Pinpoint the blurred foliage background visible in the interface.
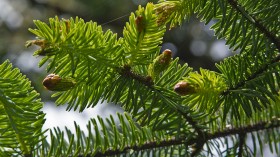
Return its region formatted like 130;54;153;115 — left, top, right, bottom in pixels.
0;0;232;129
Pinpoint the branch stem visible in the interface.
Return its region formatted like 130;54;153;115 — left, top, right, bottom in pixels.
93;119;280;156
238;133;245;157
118;65;206;154
222;53;280;95
227;0;280;52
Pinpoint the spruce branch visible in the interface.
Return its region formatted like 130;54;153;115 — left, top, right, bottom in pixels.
118;64;208;156
22;1;280;156
83;119;280;156
208;119;280;139
222;53;280;95
0;61;45;156
227;0;280;52
178;108;206;156
93;137;187;157
117;64;204;131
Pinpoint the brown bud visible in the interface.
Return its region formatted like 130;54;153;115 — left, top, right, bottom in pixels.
174;81;196;96
26;39;56;56
135;15;144;32
62;19;71;33
25;39;47;48
155;3;176;26
148;49;172;79
160;49;172;64
162;49;172;56
43;74;76;91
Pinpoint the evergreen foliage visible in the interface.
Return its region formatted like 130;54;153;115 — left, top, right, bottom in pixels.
0;0;279;156
0;61;45;157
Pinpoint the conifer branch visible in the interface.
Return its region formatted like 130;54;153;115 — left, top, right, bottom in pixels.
93;137;187;156
85;119;280;156
227;0;280;52
20;1;280;156
118;64;205;134
178;110;206;157
118;64;207;151
208;119;280;139
222;53;280;95
180;111;204;137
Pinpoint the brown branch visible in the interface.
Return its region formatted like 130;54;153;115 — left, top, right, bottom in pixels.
118;64;207;154
117;65;154;87
177;110;205;136
178;110;206;157
221;0;280;95
208;120;280;139
118;65;205;132
116;65;280;156
91;119;280;156
238;133;245;157
222;53;280;95
227;0;280;52
93;137;188;157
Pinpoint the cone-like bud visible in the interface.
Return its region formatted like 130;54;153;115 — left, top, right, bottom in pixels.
155;3;176;26
25;39;47;48
26;39;55;56
62;18;71;33
174;81;196;96
135;15;144;32
148;49;172;79
43;74;76;91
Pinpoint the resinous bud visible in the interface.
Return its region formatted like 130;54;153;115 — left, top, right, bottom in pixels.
174;81;196;96
148;49;172;79
43;74;76;91
25;39;47;48
135;15;144;32
26;39;55;56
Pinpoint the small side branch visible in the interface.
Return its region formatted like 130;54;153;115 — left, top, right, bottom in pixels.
178;110;206;156
118;65;205;133
227;0;280;52
222;53;280;95
118;65;154;87
208;119;280;140
117;65;280;156
182;112;204;137
118;65;206;155
238;133;245;157
94;137;188;157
